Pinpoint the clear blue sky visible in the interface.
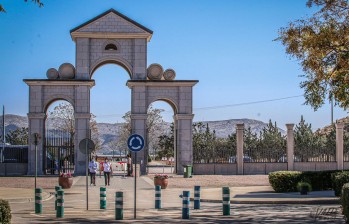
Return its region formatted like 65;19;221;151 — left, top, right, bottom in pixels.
0;0;347;130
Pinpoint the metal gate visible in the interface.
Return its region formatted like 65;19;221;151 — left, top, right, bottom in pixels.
44;129;74;175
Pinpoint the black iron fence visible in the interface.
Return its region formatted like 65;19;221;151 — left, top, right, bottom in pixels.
44;129;74;175
1;145;28;163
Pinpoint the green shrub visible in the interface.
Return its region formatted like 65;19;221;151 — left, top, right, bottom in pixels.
300;170;342;191
0;199;11;224
269;171;302;192
341;183;349;222
333;171;349;196
297;181;312;193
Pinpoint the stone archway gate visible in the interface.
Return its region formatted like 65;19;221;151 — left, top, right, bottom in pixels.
24;9;198;175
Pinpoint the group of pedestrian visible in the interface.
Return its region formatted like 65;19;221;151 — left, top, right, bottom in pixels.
88;154;133;187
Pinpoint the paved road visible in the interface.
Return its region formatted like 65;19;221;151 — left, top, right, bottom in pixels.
8;175;345;223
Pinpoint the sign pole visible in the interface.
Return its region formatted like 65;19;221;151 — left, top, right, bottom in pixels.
134;152;137;219
35;134;37;190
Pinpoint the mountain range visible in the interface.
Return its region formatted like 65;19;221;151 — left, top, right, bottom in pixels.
0;114;287;153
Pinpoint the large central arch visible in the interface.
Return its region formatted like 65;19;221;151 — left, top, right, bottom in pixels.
24;9;198;175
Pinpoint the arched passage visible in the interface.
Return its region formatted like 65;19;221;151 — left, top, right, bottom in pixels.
44;100;75;175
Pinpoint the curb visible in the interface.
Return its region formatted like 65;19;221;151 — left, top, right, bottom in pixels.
7;191;54;203
190;198;340;205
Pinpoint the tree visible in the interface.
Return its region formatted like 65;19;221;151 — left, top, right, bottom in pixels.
1;0;43;13
276;0;349;110
294;116;315;161
5;127;28;145
158;123;174;159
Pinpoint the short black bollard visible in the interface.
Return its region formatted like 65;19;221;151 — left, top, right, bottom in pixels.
115;192;123;220
56;189;64;218
35;188;42;214
155;185;161;209
100;187;107;209
222;187;230;216
55;186;62;210
182;191;190;219
194;186;201;209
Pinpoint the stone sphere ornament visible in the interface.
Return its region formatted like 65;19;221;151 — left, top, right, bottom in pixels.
46;68;59;79
147;63;163;80
163;69;176;80
58;63;75;79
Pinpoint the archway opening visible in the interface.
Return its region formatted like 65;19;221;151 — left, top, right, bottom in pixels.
45;100;75;175
90;63;131;171
146;100;176;174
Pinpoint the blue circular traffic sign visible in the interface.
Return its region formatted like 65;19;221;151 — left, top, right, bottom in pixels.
127;134;145;152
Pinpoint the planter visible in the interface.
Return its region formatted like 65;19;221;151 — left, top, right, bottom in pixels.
300;186;308;195
58;177;73;189
154;177;169;189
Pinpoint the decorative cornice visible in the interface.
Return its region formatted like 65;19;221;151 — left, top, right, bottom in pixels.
127;80;199;88
131;114;147;120
23;79;95;87
27;113;46;119
174;114;194;120
336;122;345;129
74;113;91;119
71;32;152;42
236;123;244;130
286;123;295;130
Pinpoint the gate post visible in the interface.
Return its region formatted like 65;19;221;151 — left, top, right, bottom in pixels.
336;122;344;170
236;124;244;175
286;124;294;171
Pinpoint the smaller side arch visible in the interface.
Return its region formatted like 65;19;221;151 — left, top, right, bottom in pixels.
90;56;133;78
44;95;75;113
147;97;179;114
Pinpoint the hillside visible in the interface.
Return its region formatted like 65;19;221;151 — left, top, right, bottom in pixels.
0;114;286;152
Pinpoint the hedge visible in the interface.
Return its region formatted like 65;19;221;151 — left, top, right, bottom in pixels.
333;171;349;196
0;199;11;224
269;170;345;193
341;183;349;223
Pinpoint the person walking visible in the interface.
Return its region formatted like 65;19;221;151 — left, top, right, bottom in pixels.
88;157;98;186
127;154;132;176
103;158;112;186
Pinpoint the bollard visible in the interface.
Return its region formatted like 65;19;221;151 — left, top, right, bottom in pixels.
115;192;123;220
182;191;190;219
194;186;201;209
56;189;64;218
155;185;161;209
35;188;42;214
222;187;230;216
100;187;107;209
55;186;62;210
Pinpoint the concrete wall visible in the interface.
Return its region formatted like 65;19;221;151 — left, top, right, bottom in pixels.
294;162;337;171
0;163;28;176
243;163;288;175
193;163;237;175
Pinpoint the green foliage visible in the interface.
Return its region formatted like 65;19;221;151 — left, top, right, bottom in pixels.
294;116;315;161
269;170;342;193
5;127;28;145
244;120;286;162
341;183;349;223
277;0;349;110
333;171;349;196
269;171;302;192
297;181;312;192
158;123;174;158
0;199;11;224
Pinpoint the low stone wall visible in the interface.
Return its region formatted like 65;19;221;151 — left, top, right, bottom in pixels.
0;163;28;176
243;163;288;175
294;162;337;171
193;163;237;175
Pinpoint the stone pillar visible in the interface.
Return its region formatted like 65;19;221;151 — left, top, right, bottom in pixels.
131;113;147;175
286;124;294;171
74;113;90;175
336;122;344;170
236;124;244;175
175;114;194;175
75;38;90;80
27;113;46;175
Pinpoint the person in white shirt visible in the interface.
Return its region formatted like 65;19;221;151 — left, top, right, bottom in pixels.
88;157;98;186
103;158;112;186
